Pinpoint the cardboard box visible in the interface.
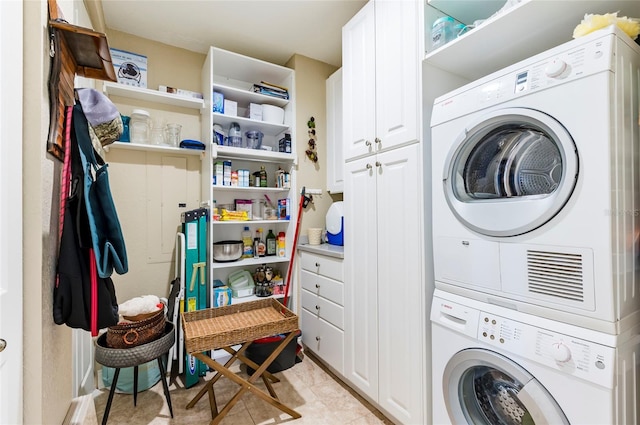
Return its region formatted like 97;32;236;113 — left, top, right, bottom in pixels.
110;48;147;88
246;103;263;121
224;99;237;116
278;198;290;220
213;91;224;113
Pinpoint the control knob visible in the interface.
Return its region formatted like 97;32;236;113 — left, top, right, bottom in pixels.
551;341;572;363
545;58;569;79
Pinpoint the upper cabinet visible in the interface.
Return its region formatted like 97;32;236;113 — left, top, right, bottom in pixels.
424;0;640;82
342;0;421;162
326;68;344;194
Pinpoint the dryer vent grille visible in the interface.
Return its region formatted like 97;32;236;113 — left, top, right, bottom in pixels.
526;250;584;302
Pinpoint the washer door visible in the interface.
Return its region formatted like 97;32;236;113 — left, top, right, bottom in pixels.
444;349;570;425
444;108;578;237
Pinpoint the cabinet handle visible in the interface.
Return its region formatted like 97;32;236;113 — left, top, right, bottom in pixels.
375;137;381;144
315;305;320;310
315;262;320;267
366;163;372;169
315;336;321;341
315;284;320;289
375;161;381;167
365;140;371;147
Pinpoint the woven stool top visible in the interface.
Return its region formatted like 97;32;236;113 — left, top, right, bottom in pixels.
182;298;298;354
95;322;175;368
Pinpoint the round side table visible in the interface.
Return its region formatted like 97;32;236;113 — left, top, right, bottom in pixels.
95;322;175;425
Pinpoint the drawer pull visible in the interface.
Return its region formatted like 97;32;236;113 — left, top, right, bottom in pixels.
315;305;320;310
315;336;321;341
315;284;320;289
315;262;320;267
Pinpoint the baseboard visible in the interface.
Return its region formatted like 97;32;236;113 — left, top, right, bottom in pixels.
62;394;98;425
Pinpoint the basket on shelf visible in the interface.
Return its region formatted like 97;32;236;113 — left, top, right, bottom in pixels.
106;307;165;349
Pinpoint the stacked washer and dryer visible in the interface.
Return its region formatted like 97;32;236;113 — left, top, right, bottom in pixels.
429;25;640;424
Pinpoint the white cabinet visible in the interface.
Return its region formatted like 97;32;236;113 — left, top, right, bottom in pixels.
299;251;344;374
344;143;425;424
200;47;297;307
342;0;421;162
342;1;425;423
326;68;343;194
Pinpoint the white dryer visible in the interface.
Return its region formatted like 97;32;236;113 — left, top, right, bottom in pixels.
431;289;640;425
430;25;640;334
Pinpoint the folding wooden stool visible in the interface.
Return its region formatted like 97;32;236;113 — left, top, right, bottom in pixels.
182;298;301;425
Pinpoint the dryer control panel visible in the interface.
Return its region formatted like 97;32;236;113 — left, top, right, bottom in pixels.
432;27;621;126
477;311;616;388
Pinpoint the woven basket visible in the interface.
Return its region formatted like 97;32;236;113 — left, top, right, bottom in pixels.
182;298;298;354
107;308;165;349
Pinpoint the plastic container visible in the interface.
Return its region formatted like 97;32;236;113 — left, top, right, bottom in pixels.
431;16;456;50
130;109;151;144
261;104;284;124
245;130;263;149
227;122;242;147
242;226;253;258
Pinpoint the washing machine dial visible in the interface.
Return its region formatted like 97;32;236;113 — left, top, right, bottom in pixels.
545;58;569;78
551;341;572;362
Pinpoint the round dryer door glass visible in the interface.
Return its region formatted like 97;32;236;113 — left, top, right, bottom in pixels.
444;108;578;237
444;349;570;425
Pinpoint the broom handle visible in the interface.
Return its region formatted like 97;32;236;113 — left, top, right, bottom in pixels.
282;187;306;308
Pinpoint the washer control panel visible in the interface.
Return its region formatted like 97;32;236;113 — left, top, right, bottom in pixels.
477;311;616;388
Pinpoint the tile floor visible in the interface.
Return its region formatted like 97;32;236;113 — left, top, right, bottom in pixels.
92;351;394;424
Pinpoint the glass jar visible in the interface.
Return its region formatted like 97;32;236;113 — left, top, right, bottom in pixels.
129;109;151;144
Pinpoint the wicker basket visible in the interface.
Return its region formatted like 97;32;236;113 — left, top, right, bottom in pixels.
182;298;298;354
107;308;165;349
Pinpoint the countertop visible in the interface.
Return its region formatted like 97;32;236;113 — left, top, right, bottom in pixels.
297;243;344;259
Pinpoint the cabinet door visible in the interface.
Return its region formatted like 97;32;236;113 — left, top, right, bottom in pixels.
376;144;424;424
342;0;376;161
326;68;344;193
375;0;420;151
343;155;379;400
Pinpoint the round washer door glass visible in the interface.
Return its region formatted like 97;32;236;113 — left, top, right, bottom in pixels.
444;349;569;425
444;108;578;237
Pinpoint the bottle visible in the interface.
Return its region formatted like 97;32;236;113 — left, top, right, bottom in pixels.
242;226;253;258
253;237;260;259
277;231;286;257
266;229;276;256
431;16;455;50
259;166;267;187
256;228;266;257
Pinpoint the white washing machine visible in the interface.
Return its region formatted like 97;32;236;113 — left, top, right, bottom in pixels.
431;289;640;425
430;25;640;334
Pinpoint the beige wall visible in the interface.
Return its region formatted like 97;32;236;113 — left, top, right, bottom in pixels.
100;31;206;302
23;1;73;423
285;54;339;239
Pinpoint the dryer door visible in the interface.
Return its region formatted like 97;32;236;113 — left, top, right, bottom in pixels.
443;348;569;424
443;108;578;237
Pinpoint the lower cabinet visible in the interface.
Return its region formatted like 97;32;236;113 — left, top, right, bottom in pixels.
299;250;344;375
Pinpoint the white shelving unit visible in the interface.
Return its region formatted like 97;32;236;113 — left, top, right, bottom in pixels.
201;46;297;309
102;81;206;156
103;81;204;109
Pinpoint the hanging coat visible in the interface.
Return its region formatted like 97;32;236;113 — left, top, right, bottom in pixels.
53;106;119;331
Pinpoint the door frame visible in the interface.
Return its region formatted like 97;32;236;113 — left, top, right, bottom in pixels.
0;0;24;423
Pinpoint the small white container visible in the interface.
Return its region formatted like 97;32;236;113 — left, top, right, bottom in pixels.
261;104;284;124
129;109;151;144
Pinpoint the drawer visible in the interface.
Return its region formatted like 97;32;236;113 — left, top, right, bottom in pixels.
301;288;344;329
301;309;344;375
300;251;343;281
300;270;344;305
